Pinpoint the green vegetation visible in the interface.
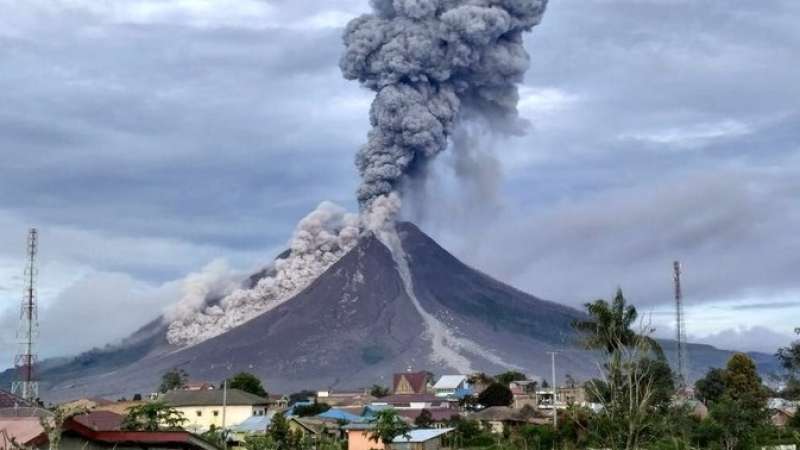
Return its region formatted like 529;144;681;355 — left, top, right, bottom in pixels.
223;371;268;397
478;382;514;407
121;401;187;431
370;384;390;398
158;368;189;393
293;400;331;417
369;409;411;445
496;371;528;386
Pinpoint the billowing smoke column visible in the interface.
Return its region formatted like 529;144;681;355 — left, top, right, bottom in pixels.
340;0;548;210
166;202;360;346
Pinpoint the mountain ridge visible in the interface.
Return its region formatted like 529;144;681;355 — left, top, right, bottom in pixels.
0;222;783;401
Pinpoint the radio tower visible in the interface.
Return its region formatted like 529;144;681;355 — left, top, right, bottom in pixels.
12;228;39;402
673;261;689;389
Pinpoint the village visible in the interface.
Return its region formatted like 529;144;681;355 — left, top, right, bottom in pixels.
1;365;798;450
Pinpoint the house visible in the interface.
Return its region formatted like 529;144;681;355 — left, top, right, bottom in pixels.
395;409;459;428
376;394;446;409
432;376;471;399
288;417;339;440
317;390;375;407
557;385;587;406
393;372;432;395
1;411;221;450
0;417;48;449
268;394;290;409
509;381;539;410
469;406;546;434
344;423;379;450
771;408;797;428
160;388;270;432
0;390;33;409
184;382;216;392
390;428;454;450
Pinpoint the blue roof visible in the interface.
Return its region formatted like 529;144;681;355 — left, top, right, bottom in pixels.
392;428;454;443
316;409;364;422
230;415;272;433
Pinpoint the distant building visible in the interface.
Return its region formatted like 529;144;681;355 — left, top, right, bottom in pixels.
393;372;432;395
160;388;270;432
557;385;587;406
470;406;547;434
184;382;216;392
432;376;471;399
390;428;454;450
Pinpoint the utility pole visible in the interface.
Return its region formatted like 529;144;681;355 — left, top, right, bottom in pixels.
12;229;39;402
222;379;228;450
548;351;557;428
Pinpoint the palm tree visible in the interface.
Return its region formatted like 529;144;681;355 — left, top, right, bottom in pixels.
573;288;664;359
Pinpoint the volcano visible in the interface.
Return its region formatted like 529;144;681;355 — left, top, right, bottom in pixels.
8;223;779;401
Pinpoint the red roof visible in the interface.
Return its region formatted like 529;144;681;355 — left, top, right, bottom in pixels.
0;391;32;409
393;372;429;394
72;411;124;431
64;415;218;450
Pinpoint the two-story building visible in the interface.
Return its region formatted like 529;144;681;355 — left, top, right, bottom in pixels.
160;388;270;432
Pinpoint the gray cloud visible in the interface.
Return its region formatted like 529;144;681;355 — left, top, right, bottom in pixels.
0;0;798;362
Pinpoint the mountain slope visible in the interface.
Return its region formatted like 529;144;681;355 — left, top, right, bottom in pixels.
9;222;782;401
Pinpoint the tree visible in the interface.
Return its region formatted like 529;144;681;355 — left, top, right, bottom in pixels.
574;290;671;450
293;400;331;417
777;328;800;374
705;354;768;450
225;372;268;397
201;425;229;448
477;382;513;407
132;393;143;401
268;412;291;446
495;371;527;386
370;384;390;398
369;409;410;445
288;390;316;405
573;288;664;359
415;409;433;428
159;368;188;393
122;401;187;431
695;368;727;405
40;406;89;450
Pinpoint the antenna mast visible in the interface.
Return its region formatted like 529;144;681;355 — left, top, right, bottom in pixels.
674;260;688;388
12;228;39;402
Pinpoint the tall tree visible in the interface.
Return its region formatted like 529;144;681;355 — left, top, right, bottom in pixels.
573;288;664;358
224;372;268;397
695;367;727;405
414;409;433;428
477;382;513;407
159;368;189;393
369;409;410;446
496;371;527;386
370;384;390;398
268;412;291;447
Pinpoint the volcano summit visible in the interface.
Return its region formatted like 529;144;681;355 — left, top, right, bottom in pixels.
16;222;777;402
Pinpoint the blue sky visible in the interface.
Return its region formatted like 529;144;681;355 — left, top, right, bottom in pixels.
0;0;798;365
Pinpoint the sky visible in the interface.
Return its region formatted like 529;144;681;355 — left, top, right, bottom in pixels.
0;0;798;366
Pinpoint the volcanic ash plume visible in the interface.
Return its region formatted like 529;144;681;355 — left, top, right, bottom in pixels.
340;0;548;210
166;202;360;346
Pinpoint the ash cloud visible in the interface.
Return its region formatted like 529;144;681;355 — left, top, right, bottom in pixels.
340;0;548;210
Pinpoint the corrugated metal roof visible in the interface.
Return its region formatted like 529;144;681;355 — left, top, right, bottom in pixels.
161;389;269;407
392;428;453;443
316;409;364;422
433;376;466;390
230;415;271;433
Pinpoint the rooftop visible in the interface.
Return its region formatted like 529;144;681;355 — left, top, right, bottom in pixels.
161;389;269;407
433;376;467;390
392;428;454;443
